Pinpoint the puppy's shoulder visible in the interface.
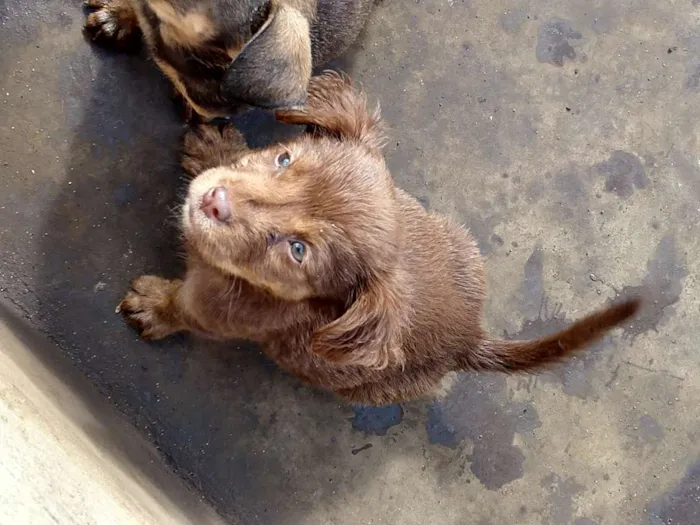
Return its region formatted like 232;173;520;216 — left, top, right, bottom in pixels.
396;189;476;246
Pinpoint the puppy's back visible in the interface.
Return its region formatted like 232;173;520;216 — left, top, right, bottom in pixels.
393;190;488;358
396;189;638;376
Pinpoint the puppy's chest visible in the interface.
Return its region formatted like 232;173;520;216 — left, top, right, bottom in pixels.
185;275;323;340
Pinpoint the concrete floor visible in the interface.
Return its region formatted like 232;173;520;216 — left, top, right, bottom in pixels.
1;0;699;524
0;300;225;525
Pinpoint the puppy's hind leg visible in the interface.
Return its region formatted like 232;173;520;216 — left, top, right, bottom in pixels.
84;0;142;53
182;124;250;177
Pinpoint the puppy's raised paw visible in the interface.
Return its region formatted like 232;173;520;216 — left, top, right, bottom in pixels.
182;124;249;177
84;0;142;53
118;276;181;340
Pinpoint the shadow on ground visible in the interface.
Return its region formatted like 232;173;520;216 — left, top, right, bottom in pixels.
30;27;396;525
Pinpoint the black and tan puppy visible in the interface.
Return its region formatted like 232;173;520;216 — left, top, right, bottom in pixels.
84;0;376;119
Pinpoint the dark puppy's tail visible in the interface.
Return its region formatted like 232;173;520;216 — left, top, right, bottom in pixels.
467;299;640;373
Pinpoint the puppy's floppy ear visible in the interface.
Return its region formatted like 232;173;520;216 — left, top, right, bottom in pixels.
276;71;386;150
311;278;406;369
221;4;312;109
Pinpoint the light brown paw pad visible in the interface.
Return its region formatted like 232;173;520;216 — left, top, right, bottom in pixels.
84;0;141;52
118;276;178;340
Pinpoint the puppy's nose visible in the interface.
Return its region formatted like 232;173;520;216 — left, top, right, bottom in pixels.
201;187;231;222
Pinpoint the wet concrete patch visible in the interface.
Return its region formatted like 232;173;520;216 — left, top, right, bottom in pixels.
351;404;404;436
536;19;583;67
553;168;589;205
508;246;608;399
462;208;504;254
649;460;700;525
613;234;687;339
525;164;604;253
632;415;664;445
500;8;530;34
426;375;539;490
640;414;664;440
454;188;508;254
685;60;700;90
541;473;586;525
595;151;649;199
519;246;546;313
621;411;666;453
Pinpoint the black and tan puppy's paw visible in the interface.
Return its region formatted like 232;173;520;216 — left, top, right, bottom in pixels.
84;0;142;53
118;276;182;340
171;87;200;125
182;124;250;177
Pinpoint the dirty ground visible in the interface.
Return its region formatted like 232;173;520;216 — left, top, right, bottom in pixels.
1;0;699;524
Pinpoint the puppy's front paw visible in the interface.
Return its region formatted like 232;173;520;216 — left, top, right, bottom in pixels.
84;0;141;52
182;124;249;177
118;276;182;340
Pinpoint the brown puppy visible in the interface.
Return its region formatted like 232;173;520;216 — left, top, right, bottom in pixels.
84;0;376;118
118;73;640;406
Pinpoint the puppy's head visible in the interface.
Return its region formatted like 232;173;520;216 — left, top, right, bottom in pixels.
182;73;406;368
145;0;313;118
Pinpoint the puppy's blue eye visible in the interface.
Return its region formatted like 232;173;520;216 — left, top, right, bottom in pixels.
289;241;305;262
276;151;291;168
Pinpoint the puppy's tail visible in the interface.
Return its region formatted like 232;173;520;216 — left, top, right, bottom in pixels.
464;299;640;373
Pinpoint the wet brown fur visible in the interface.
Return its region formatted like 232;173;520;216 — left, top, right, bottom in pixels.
119;73;641;406
84;0;376;117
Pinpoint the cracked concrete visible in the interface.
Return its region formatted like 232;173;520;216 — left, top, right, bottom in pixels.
1;0;699;524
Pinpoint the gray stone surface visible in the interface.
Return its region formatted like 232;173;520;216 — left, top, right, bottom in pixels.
1;0;699;524
0;300;225;525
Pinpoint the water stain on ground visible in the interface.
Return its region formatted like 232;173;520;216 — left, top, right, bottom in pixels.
613;234;687;339
426;374;540;490
465;209;505;254
541;473;586;525
635;415;665;444
553;168;589;205
595;151;649;199
649;460;700;525
525;165;603;251
500;8;529;34
526;178;546;202
685;61;700;90
536;19;583;67
351;404;404;436
507;246;608;399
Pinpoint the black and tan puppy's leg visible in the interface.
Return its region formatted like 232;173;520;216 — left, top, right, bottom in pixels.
84;0;142;52
173;88;197;124
182;124;250;177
